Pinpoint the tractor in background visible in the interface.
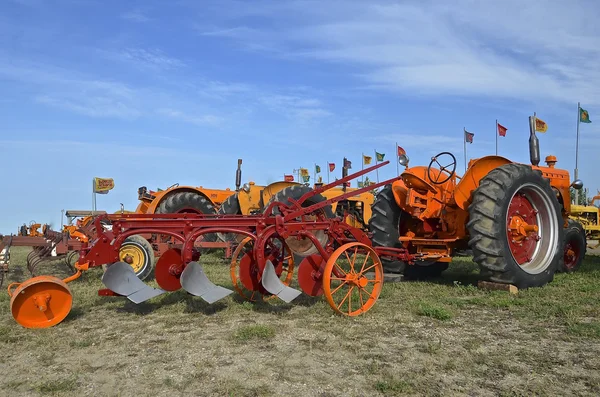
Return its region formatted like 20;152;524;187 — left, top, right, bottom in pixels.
368;117;586;288
569;191;600;254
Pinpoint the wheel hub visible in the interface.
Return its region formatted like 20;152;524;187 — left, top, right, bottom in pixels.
506;193;540;265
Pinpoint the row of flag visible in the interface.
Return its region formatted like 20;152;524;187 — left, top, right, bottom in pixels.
285;146;407;185
463;106;592;144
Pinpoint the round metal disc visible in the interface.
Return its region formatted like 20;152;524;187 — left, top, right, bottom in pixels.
10;276;73;329
297;255;325;296
154;248;183;291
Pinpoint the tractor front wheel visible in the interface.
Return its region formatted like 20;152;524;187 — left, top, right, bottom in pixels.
102;235;155;281
467;163;563;289
560;219;586;273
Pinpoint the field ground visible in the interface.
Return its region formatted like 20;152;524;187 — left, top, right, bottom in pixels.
2;247;600;396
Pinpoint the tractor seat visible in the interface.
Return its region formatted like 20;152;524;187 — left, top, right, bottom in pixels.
401;171;437;194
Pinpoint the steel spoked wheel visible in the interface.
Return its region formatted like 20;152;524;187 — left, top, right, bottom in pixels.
323;242;383;316
230;237;295;302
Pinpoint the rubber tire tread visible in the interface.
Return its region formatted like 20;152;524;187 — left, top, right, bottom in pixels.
265;185;334;258
156;191;217;242
559;219;586;273
466;163;563;289
216;193;242;243
367;184;407;274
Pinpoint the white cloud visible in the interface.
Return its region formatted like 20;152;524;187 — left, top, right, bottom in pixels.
197;0;600;106
117;48;185;70
157;108;223;126
120;10;151;23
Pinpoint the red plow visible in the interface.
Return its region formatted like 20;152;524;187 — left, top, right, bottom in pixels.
8;161;414;328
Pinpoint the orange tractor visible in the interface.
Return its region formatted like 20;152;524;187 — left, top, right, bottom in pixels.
369;118;585;288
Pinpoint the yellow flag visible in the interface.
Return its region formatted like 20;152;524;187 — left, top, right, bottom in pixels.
363;155;372;165
535;117;548;133
94;177;114;194
299;168;309;177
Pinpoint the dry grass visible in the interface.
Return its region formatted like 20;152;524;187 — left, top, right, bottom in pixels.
2;247;600;396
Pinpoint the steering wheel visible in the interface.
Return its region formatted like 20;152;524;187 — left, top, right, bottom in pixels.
427;152;457;185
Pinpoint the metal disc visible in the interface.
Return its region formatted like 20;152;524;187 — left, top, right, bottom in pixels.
297;255;325;297
154;248;183;291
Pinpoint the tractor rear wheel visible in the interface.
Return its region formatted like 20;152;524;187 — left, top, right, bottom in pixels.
156;191;217;242
368;184;410;274
216;193;244;243
264;185;334;257
560;219;586;273
467;163;563;289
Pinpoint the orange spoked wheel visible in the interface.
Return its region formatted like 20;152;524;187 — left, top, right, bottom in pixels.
323;242;383;316
9;276;73;329
230;236;295;302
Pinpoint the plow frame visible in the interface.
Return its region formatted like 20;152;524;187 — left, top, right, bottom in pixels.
7;161;418;328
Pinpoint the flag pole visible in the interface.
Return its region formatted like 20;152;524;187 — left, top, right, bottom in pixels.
313;163;316;186
374;149;380;183
463;127;467;174
495;119;498;156
361;152;364;185
92;178;96;215
327;162;330;183
575;102;581;204
396;142;399;176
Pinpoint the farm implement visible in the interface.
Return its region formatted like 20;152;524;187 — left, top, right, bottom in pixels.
7;161;402;328
5;122;588;329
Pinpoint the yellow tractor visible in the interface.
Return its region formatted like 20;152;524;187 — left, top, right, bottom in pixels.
568;191;600;259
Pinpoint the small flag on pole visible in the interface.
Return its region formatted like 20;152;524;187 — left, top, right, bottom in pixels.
497;123;507;137
315;164;321;173
580;107;592;123
397;146;406;156
375;151;385;161
300;168;309;176
93;177;115;194
465;130;474;143
328;163;335;172
284;174;294;182
302;174;310;183
535;117;548;133
363;155;372;165
344;159;352;169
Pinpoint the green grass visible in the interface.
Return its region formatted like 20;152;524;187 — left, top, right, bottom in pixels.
2;248;600;396
233;324;276;342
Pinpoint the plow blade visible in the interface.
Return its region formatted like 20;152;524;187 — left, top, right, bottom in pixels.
261;260;302;303
180;261;233;304
102;262;165;304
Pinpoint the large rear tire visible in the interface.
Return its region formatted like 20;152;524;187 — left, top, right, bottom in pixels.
560;219;586;273
156;191;217;242
264;185;334;257
368;185;408;274
467;163;563;289
216;193;244;243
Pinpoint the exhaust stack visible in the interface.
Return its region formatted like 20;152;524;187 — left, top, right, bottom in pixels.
528;116;540;166
235;159;242;191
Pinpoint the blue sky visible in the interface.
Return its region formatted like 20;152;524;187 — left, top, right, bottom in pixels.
1;0;599;233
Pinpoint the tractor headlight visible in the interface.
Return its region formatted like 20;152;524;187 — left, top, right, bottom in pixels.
571;179;584;190
242;183;251;192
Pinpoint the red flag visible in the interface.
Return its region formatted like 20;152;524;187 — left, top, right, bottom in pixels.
284;174;294;182
397;146;406;156
497;123;507;137
328;163;335;172
465;131;474;144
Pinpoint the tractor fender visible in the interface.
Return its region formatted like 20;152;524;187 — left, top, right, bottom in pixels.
145;186;220;214
259;181;301;210
454;156;513;211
